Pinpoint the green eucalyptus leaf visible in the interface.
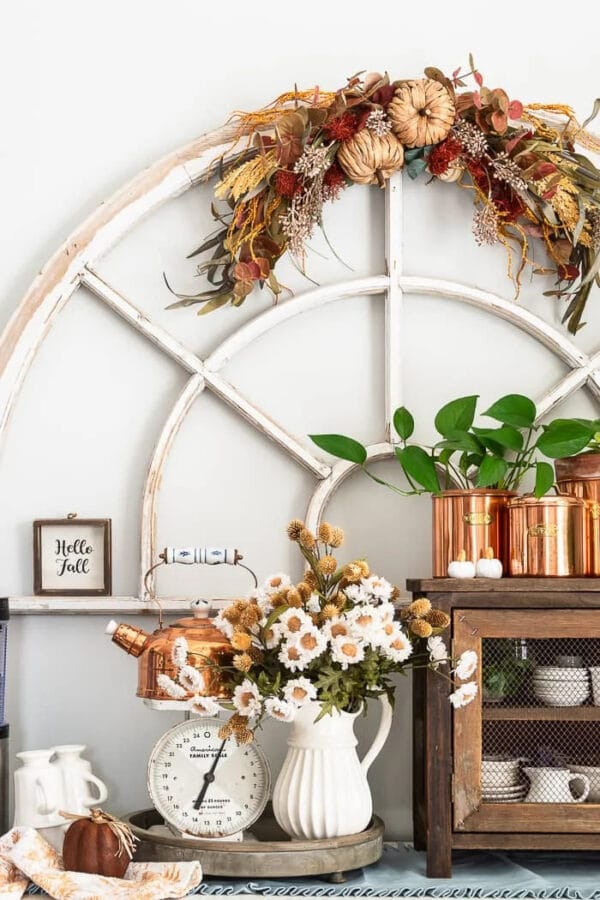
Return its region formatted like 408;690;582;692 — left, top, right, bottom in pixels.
406;158;427;180
534;461;555;498
395;445;440;494
309;434;367;465
476;455;509;488
536;420;594;458
472;426;524;451
483;394;536;428
434;396;478;437
393;407;415;441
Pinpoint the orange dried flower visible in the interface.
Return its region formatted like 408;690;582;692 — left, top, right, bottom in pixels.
318;555;337;576
409;597;432;618
299;528;316;550
287;519;305;541
317;522;333;543
410;619;433;638
425;609;451;629
231;632;253;651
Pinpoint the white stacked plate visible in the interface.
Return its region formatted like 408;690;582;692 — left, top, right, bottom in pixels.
533;666;589;707
482;783;527;803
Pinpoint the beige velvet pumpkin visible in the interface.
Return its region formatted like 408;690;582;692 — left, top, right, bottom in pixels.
337;131;404;187
389;78;456;148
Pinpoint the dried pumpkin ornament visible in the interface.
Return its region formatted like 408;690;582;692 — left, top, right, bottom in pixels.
337;130;404;187
388;78;456;148
60;808;138;878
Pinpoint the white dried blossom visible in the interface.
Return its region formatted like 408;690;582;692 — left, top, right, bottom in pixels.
490;152;527;193
293;144;330;179
171;636;188;668
453;119;488;159
178;665;205;693
156;673;187;700
365;108;393;137
449;681;478;708
188;695;221;717
472;203;500;246
265;697;297;723
454;649;478;681
427;635;448;670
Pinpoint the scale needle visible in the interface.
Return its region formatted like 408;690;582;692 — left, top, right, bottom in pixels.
193;739;227;810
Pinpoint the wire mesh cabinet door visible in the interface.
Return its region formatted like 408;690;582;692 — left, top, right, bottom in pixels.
453;608;600;834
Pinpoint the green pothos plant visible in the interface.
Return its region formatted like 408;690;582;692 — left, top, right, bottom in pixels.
311;393;600;498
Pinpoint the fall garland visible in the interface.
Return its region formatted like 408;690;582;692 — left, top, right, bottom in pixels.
169;60;600;334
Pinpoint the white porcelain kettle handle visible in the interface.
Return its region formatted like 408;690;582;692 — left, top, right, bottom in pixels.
360;694;393;775
82;772;108;807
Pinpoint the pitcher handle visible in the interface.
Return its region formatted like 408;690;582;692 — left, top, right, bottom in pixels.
82;772;108;807
570;774;590;803
360;695;393;775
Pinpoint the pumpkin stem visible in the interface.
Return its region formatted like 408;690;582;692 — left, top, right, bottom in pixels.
375;169;386;189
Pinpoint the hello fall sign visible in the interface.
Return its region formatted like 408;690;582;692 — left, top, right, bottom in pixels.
34;517;112;596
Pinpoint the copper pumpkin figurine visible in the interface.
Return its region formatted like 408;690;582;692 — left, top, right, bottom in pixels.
62;809;136;877
107;601;233;703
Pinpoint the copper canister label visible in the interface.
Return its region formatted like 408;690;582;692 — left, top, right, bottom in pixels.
463;512;493;525
528;524;559;537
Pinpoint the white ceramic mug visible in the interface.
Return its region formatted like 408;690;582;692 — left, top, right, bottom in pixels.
524;766;590;804
51;744;108;814
570;765;600;802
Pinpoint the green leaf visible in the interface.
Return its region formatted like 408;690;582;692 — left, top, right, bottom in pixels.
309;434;367;465
393;407;414;441
436;431;484;454
406;158;427;180
472;426;524;451
536;420;594;458
476;455;509;487
534;461;555;498
483;394;536;428
395;446;440;493
434;396;478;437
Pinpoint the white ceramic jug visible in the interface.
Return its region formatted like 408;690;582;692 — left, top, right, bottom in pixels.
524;766;590;803
13;749;65;828
272;696;393;839
52;744;108;814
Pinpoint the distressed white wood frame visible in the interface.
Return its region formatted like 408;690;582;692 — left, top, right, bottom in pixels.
2;129;599;615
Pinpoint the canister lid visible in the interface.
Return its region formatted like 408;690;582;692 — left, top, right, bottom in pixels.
0;598;7;621
508;494;586;507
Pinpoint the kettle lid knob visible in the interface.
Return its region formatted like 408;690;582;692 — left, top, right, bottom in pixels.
191;599;211;618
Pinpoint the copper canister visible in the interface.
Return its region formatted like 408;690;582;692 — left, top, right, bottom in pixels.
556;453;600;576
432;489;515;577
508;494;588;576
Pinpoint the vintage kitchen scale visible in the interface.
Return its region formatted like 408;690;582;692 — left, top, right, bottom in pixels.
108;547;383;881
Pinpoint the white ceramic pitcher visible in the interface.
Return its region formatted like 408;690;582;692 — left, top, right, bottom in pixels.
272;696;393;839
52;744;108;814
524;766;590;803
13;749;65;828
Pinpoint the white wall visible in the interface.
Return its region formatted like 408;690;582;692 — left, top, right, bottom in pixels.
1;0;599;839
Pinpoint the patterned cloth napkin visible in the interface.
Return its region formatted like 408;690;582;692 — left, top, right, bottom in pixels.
0;827;202;899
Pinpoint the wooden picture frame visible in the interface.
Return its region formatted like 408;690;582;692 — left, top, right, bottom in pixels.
33;517;112;596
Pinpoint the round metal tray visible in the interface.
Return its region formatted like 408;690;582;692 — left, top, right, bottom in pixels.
124;805;384;880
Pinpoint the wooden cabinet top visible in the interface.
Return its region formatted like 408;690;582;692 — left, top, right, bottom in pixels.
407;577;600;593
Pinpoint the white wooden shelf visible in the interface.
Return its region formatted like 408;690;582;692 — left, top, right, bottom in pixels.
7;596;227;616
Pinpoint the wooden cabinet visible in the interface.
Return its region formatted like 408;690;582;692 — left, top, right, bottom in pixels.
408;578;600;878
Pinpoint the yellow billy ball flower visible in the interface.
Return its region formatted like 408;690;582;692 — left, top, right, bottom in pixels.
329;527;345;548
425;609;451;629
287;519;305;541
409;597;432;618
231;632;253;651
343;563;363;583
298;528;316;550
218;721;234;740
317;522;333;543
286;588;303;608
296;581;312;600
321;603;339;619
410;619;433;639
233;652;253;672
318;555;337;576
303;570;318;589
356;559;370;578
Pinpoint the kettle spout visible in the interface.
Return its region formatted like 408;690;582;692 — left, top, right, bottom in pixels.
105;620;149;658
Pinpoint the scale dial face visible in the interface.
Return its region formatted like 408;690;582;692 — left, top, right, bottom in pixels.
147;718;271;838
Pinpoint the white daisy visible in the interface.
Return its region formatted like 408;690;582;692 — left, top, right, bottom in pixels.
377;601;396;624
188;695;221;717
295;625;327;661
214;611;234;640
323;615;353;645
306;593;322;614
178;665;205;693
330;634;366;670
427;635;448;670
171;636;188;668
347;605;380;642
157;673;187;700
279;607;312;638
381;624;413;663
283;677;317;706
362;575;393;603
278;639;311;672
454;650;478;681
344;583;368;604
262;621;283;650
232;680;263;716
265;697;297;723
262;573;292;595
449;681;478;708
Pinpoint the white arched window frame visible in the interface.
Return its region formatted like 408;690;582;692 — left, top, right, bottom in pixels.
3;126;599;614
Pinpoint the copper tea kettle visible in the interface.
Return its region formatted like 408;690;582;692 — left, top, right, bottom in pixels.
106;547;257;709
